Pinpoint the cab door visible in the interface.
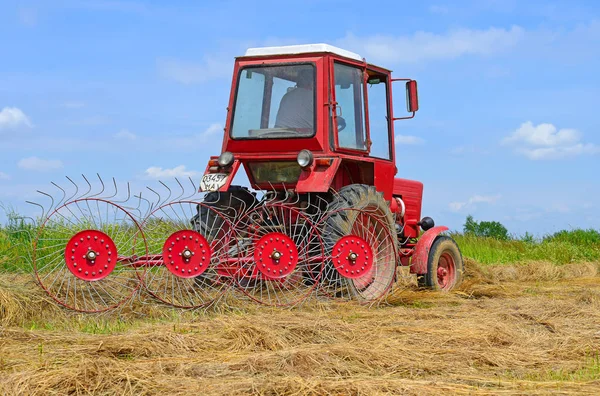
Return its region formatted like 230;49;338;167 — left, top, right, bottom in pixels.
330;61;369;154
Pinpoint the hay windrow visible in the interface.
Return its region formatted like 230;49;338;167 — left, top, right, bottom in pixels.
1;260;599;395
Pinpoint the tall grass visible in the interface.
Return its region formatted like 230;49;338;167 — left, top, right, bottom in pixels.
453;229;600;265
1;206;600;270
0;207;36;272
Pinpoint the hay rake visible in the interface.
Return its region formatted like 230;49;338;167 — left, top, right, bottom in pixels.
22;44;466;313
26;175;405;312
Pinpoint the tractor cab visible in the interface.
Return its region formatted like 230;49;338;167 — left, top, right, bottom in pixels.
201;44;419;198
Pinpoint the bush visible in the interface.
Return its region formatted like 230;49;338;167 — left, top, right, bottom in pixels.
463;215;509;241
543;229;600;246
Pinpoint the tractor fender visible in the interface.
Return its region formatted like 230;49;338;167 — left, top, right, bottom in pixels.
410;226;449;274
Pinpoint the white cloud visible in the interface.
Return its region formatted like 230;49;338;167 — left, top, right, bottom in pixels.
144;165;199;179
0;172;10;180
166;123;223;149
0;107;33;130
18;157;63;171
395;134;424;145
157;57;232;84
339;25;524;64
114;129;137;140
203;123;222;136
503;121;599;160
449;194;501;212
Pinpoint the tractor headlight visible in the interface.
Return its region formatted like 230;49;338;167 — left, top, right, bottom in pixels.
297;149;313;168
218;151;235;167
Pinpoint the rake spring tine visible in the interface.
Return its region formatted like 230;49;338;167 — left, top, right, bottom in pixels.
146;186;162;211
79;174;92;199
89;173;105;198
50;181;67;208
158;180;172;205
65;176;79;203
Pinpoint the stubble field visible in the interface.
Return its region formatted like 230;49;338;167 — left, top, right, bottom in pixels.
1;258;599;395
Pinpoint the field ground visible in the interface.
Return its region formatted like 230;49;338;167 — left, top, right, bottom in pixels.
1;259;599;395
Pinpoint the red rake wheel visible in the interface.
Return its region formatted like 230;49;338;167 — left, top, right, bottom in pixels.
33;198;145;313
331;235;373;279
64;230;117;281
254;232;298;279
162;230;211;278
232;204;324;307
320;208;397;303
141;201;234;309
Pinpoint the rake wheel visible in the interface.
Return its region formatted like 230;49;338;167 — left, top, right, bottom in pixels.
232;203;324;307
142;201;233;308
33;198;145;313
320;185;398;302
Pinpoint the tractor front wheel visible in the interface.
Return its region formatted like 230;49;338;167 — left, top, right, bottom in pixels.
417;236;463;291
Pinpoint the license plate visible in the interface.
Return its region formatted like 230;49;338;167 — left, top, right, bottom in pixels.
200;173;229;192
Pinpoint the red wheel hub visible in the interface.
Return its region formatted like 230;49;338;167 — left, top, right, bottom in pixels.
437;252;456;289
254;232;298;279
64;230;117;281
163;230;211;278
332;236;373;279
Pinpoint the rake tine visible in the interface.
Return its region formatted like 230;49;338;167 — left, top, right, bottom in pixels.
65;176;79;203
25;201;46;222
50;181;67;208
36;190;55;216
172;178;186;202
187;177;198;197
134;191;153;220
105;177;119;200
78;174;93;200
112;181;131;204
88;174;105;198
159;180;173;205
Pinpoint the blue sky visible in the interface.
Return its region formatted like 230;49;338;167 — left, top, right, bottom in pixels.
0;0;599;235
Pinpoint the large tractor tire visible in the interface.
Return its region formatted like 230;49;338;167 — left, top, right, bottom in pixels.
322;184;398;302
191;186;257;239
417;236;464;291
191;186;258;287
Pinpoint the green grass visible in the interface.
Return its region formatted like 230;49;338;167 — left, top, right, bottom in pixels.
2;206;600;271
452;230;600;265
524;353;600;382
452;230;600;264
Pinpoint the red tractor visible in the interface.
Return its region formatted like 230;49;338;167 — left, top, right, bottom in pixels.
30;44;463;312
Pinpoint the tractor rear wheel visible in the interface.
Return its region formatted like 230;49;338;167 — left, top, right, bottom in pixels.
191;186;257;287
191;186;257;239
417;236;463;291
322;184;398;302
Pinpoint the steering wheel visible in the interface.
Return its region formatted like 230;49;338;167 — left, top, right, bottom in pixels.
337;116;347;132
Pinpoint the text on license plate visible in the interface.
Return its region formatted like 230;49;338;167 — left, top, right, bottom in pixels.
200;173;228;192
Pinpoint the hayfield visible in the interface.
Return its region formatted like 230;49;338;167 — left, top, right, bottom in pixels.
1;221;600;395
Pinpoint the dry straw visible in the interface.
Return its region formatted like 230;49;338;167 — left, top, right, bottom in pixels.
1;261;599;395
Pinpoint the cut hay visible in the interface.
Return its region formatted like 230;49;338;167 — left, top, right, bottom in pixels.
1;260;599;395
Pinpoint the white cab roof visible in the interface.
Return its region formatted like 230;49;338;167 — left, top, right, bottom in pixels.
244;43;363;62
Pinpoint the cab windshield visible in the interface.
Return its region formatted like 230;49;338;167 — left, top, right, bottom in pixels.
230;64;316;139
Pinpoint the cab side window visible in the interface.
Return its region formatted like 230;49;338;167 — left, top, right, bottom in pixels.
367;77;392;160
334;63;366;151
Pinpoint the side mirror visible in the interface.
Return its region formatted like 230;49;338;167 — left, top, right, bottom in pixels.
406;80;419;112
391;77;419;121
